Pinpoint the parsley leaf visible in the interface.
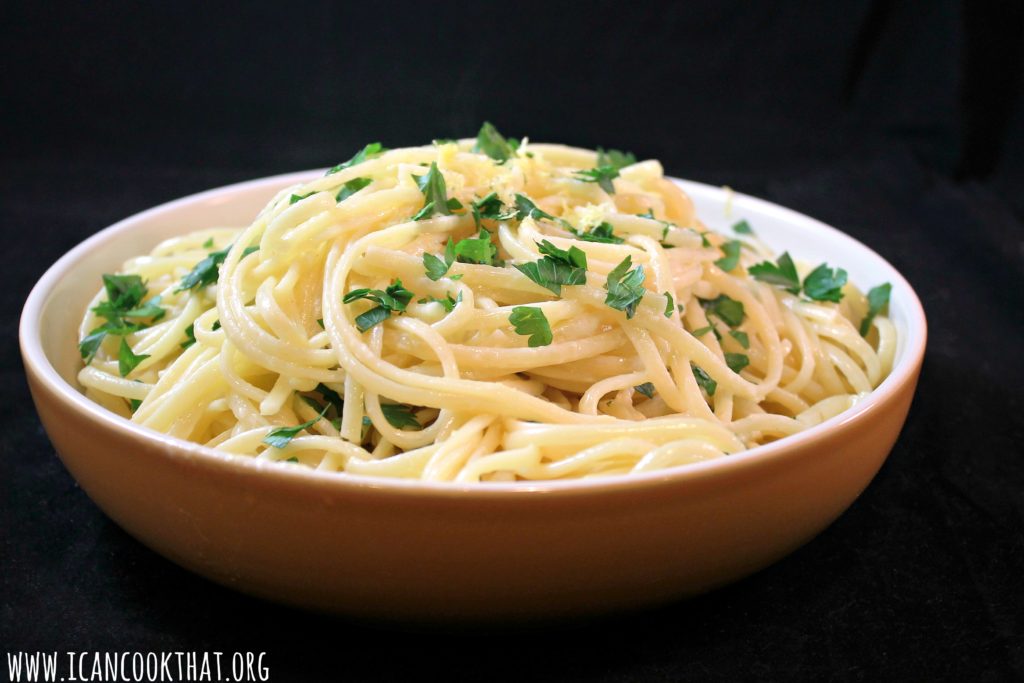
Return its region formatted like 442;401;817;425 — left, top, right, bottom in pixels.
314;383;345;414
343;279;415;332
473;122;520;162
509;306;553;347
691;364;717;397
289;191;316;204
129;398;142;413
513;193;559;223
732;219;754;235
94;274;147;316
412;162;463;220
725;353;750;373
381;403;422;430
664;292;675;317
180;323;196;349
453;229;498;265
700;294;745;327
326;142;386;175
803;263;848;302
263;404;329;449
118;338;150;377
749;252;801;293
714;240;742;272
176;244;231;292
422;239;458;280
336;177;372;202
692;325;714;338
604;256;646;318
418;291;462;313
729;330;750;349
634;382;656;398
470;192;517;228
202;237;214;248
570;221;624;244
859;283;892;336
573;165;620;194
596;147;637;170
513;240;588;296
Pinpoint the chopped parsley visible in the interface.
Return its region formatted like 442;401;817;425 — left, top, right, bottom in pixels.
692;325;714;338
714;240;742;272
176;245;230;292
117;338;149;377
509;306;553;347
79;274;164;364
418;291;462;313
749;252;801;293
573;165;619;194
263;404;329;449
732;219;754;235
473;122;520;162
664;292;675;317
470;192;517;228
570;221;624;244
412;162;463;220
202;237;214;249
180;323;196;349
634;382;656;399
513;193;559;223
725;353;750;374
381;403;422;430
700;294;745;327
604;256;646;318
803;263;848;302
691;364;717;397
423;240;456;281
453;229;499;266
289;191;316;204
859;283;892;336
128;398;142;413
729;330;750;349
514;240;588;295
596;147;637;170
326;142;386;175
750;252;847;302
342;279;415;332
336;177;372;202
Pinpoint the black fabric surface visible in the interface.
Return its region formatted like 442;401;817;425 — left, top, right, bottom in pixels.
3;2;1023;681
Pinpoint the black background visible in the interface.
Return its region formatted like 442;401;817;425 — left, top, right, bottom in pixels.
3;2;1023;681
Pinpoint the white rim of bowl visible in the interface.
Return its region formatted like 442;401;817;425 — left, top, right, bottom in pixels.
19;170;928;497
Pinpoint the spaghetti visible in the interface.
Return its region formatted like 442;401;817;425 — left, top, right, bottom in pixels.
77;128;896;482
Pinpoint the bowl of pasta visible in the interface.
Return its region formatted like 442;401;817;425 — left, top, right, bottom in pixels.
20;126;926;620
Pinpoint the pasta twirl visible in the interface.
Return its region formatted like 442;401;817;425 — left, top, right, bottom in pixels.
77;128;896;482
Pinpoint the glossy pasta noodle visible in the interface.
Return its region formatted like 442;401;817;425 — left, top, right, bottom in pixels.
77;129;896;482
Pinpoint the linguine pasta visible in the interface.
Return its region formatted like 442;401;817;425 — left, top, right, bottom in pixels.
77;129;896;482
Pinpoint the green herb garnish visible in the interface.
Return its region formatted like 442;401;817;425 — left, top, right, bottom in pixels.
473;122;520;162
326;142;386;175
336;177;372;202
749;252;801;293
725;353;750;373
263;404;329;449
732;219;754;235
604;256;646;318
803;263;848;302
381;403;422;430
573;166;619;194
343;279;415;332
729;330;750;349
714;240;742;272
514;240;588;295
664;292;675;317
699;294;745;327
634;382;656;399
452;229;499;266
596;147;637;170
289;191;316;204
180;323;196;349
570;221;624;244
859;283;892;336
509;306;553;347
418;291;462;313
118;338;150;377
412;161;463;220
470;192;517;228
691;364;717;397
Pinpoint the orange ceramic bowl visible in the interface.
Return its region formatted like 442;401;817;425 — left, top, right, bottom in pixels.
20;172;926;621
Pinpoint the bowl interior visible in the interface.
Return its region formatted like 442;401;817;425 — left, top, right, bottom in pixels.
25;171;925;486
